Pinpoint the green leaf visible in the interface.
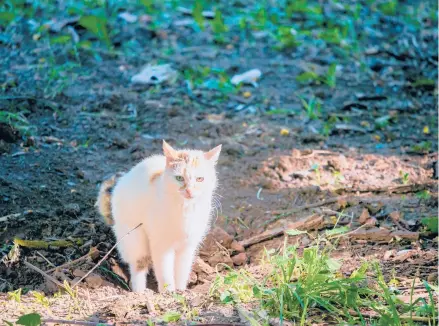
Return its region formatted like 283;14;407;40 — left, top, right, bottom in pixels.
162;311;181;322
296;71;319;83
78;15;110;47
325;63;337;88
16;313;41;326
326;258;342;272
0;12;16;26
50;35;71;44
3;321;14;326
416;190;431;200
325;226;349;236
139;0;154;13
421;217;438;234
286;229;308;236
193;0;204;30
220;290;233;303
211;9;227;34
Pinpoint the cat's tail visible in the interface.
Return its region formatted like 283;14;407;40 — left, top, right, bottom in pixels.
96;172;124;225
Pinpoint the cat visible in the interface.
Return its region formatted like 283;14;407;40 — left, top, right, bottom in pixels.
96;140;221;292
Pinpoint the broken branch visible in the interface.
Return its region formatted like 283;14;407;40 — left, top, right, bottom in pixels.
72;223;143;288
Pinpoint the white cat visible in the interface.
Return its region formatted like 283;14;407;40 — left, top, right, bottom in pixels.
96;141;221;292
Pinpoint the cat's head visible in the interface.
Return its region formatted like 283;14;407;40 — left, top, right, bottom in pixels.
162;140;221;200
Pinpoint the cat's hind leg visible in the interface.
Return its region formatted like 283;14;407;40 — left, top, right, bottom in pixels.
113;223;150;292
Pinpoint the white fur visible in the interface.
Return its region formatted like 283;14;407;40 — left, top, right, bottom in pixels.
110;145;220;292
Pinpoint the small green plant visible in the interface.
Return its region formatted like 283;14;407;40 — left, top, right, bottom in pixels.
299;96;321;120
411;141;432;153
0;111;33;135
161;311;181;323
374;115;391;129
310;163;321;185
378;0;398;15
7;288;22;303
399;171;410;185
211;9;228;43
32;291;50;308
78;14;111;47
275;26;299;50
416;190;431;200
192;0;204;30
421;216;438;234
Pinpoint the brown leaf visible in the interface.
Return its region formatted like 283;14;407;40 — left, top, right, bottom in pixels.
358;208;370;224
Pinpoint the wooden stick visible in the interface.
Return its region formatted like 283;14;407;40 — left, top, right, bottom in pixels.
36;251;56;268
271;197;344;216
42;320;112;326
72;223;143;288
23;260;65;289
239;215;324;248
0;212;20;222
46;248;98;273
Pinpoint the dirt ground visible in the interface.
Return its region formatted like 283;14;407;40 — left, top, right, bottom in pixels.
0;1;437;325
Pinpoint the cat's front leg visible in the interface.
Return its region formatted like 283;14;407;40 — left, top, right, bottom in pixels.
150;245;176;292
175;244;198;291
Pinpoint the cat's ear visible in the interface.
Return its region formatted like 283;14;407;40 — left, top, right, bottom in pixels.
163;140;178;160
204;144;222;163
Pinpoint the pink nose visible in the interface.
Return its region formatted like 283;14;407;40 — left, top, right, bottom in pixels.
185;189;193;198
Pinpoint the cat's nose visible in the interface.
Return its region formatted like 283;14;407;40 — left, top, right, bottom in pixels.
184;189;193;199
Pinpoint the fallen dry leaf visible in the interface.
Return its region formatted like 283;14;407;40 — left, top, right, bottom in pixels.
131;64;178;85
231;69;262;86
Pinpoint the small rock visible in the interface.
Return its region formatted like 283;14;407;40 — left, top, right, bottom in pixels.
188;271;197;286
365;202;384;215
73;269;87;277
389;211;401;223
190;295;204;307
63;203;81;216
207;252;233;270
202;227;234;252
85;274;103;288
112;136;129;149
334;198;348;210
193;257;214;276
230;240;245;253
232;253;247;266
383;250;395;260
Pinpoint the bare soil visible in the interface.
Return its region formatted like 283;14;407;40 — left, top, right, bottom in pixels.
0;1;437;324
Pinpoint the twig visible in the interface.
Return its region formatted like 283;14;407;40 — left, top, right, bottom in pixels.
350;310;438;322
23;260;65;289
239;215;324;248
42;320;112;326
36;251;56;268
72;223;143;288
343;182;437;194
271;196;344;216
0;212;21;222
46;248;98;273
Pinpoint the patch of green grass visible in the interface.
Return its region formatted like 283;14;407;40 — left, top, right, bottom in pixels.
399;171;410;185
411;141;432;153
421;216;438;234
296;64;337;88
299;96;321;120
211;239;437;325
0;111;33;135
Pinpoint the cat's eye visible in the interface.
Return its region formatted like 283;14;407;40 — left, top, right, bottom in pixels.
175;176;184;182
196;177;204;182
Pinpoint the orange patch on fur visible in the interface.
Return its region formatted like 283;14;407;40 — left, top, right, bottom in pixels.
190;156;200;167
149;170;164;183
